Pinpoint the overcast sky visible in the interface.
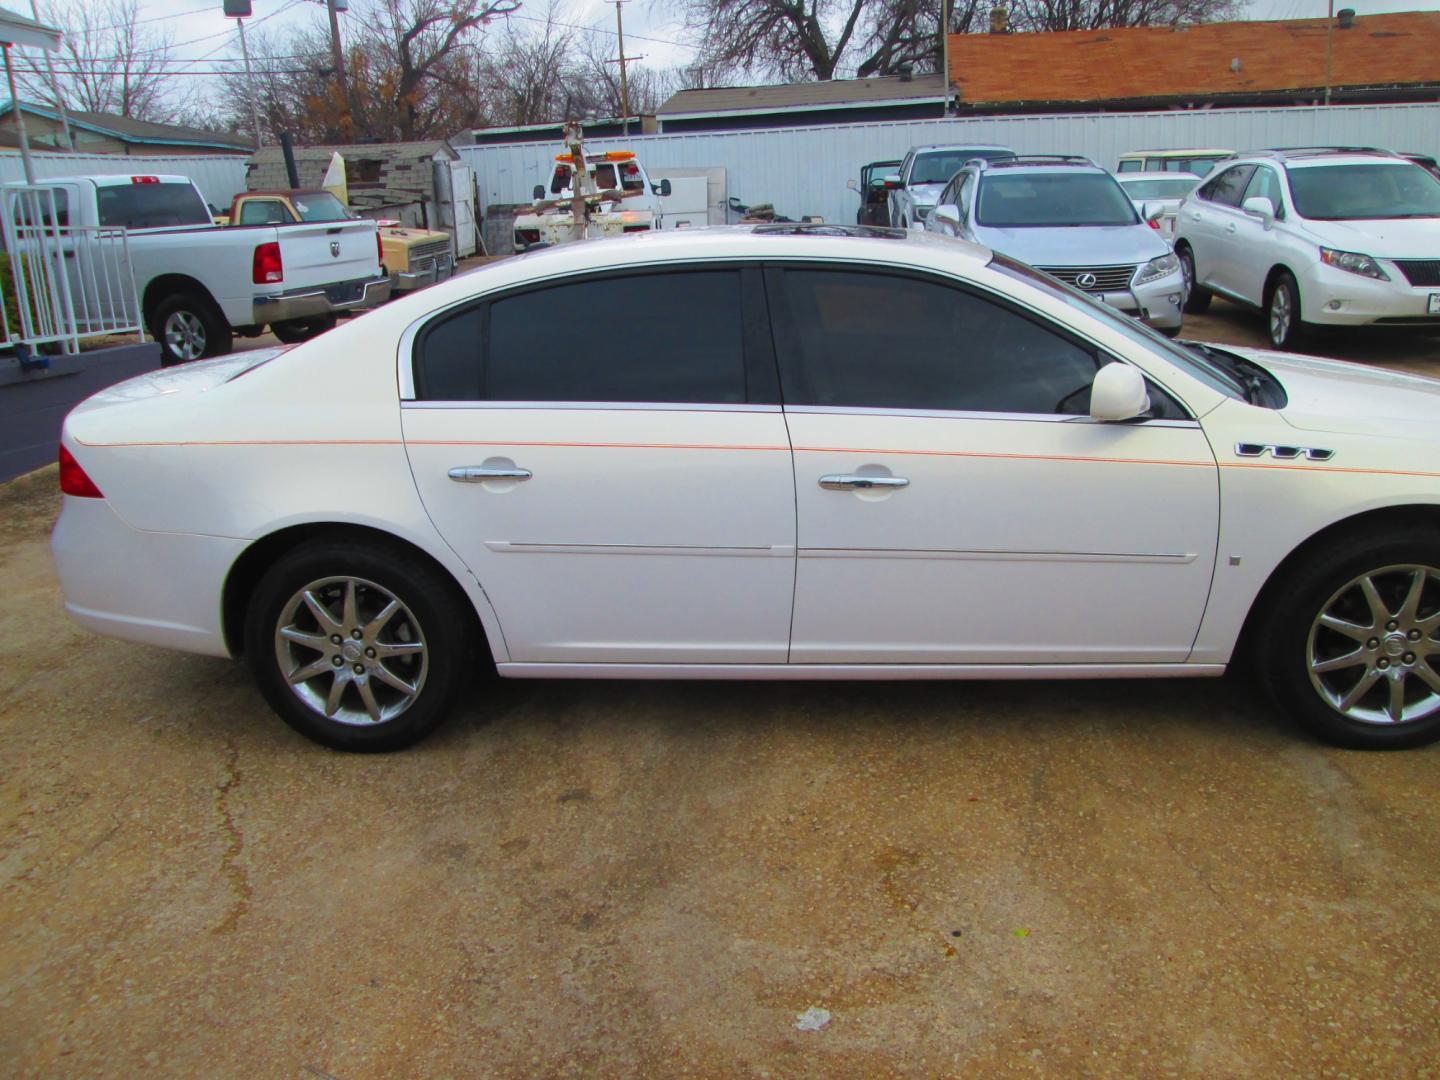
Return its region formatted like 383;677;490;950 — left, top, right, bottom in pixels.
26;0;1440;94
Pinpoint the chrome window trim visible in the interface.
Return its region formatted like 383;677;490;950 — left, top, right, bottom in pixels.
781;404;1199;427
401;400;782;413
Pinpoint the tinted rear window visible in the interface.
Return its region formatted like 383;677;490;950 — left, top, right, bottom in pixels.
414;270;748;404
96;182;212;229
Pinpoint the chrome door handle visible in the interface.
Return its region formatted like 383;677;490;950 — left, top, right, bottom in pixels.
1225;223;1237;233
448;466;532;482
819;474;909;491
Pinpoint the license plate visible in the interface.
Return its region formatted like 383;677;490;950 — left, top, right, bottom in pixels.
1430;293;1440;315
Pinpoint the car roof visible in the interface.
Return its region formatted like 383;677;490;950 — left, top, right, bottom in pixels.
242;189;332;198
911;144;1012;153
1115;171;1201;182
1119;148;1234;157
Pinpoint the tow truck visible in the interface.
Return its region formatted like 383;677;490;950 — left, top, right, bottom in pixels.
512;124;671;252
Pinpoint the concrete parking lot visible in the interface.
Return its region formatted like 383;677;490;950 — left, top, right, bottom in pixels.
3;291;1439;1078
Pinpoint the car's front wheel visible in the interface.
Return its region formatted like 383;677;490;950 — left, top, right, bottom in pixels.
1267;270;1305;350
1255;532;1440;749
244;538;475;751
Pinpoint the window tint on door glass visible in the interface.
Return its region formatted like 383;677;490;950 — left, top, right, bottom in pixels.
777;270;1099;414
415;271;749;404
1243;167;1284;213
1200;165;1256;207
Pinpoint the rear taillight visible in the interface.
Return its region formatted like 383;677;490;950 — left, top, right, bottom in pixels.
376;229;384;265
515;228;541;245
58;445;103;498
1147;219;1161;230
253;241;283;284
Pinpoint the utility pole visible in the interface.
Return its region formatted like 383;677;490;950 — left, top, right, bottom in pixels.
1323;0;1335;106
236;15;261;147
610;1;631;136
940;0;950;119
29;0;72;150
325;0;352;138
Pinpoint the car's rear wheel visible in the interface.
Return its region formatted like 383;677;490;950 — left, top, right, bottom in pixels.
1177;245;1211;314
244;538;474;751
271;314;337;344
1255;532;1440;749
1267;270;1305;350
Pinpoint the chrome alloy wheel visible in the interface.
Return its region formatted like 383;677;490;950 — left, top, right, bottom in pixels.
1269;283;1293;346
273;576;429;726
1306;564;1440;725
163;310;207;360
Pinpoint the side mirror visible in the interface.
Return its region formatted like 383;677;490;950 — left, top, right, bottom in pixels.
1241;195;1275;224
532;184;545;201
1089;363;1150;422
932;203;961;228
1143;201;1165;223
882;174;902;190
657;178;672;198
847;178;859;193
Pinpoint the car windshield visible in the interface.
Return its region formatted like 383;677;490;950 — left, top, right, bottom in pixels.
977;173;1139;228
1288;162;1440;220
988;253;1244;401
290;192;354;222
911;149;1013;185
1119;177;1199;200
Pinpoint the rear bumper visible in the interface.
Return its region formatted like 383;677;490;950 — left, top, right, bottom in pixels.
51;496;243;658
253;274;391;325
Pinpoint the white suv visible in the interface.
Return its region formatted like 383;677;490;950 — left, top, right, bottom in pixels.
926;155;1184;333
1174;147;1440;349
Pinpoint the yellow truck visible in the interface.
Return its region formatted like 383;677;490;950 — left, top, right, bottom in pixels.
224;190;455;296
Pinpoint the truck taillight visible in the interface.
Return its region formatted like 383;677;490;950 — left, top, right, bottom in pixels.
515;228;541;245
59;445;103;498
253;241;283;284
377;230;384;265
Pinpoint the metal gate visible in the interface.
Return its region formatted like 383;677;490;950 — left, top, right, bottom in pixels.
1;185;144;354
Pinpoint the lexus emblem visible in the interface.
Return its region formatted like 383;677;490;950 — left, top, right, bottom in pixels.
1075;272;1099;289
329;241;341;258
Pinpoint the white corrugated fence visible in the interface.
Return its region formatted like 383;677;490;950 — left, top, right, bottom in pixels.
459;102;1440;229
0;152;248;211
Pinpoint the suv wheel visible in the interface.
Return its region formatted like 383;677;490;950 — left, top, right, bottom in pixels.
1177;245;1211;314
1267;270;1305;351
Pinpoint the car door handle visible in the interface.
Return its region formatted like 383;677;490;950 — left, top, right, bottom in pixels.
448;466;532;482
1225;223;1237;233
819;474;909;491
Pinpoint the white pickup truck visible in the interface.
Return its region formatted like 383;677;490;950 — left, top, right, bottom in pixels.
513;150;671;252
12;174;390;364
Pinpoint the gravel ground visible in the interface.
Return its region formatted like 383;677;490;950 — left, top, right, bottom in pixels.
3;280;1439;1078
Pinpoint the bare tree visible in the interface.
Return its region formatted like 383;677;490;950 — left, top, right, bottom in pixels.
17;0;194;123
1005;0;1238;32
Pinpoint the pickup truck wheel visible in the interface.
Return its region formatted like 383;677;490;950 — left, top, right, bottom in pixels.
271;315;337;344
152;292;231;366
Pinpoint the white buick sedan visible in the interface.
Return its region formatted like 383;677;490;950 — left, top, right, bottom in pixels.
52;227;1440;751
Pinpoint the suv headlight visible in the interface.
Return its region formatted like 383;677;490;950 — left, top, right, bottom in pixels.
1320;247;1390;280
1133;253;1180;286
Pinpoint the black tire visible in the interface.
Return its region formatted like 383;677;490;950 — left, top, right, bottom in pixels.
150;291;232;366
1177;245;1211;314
244;538;476;752
271;314;338;344
1266;270;1305;351
1253;529;1440;750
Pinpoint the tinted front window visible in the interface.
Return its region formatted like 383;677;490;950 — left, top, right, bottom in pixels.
95;182;211;229
911;149;1014;185
776;269;1099;415
1199;165;1255;207
1288;162;1440;220
415;271;748;404
1243;167;1284;212
976;173;1138;227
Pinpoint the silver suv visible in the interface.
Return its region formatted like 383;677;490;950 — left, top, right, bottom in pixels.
925;155;1184;333
886;144;1015;230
